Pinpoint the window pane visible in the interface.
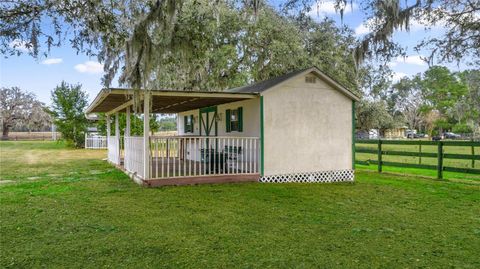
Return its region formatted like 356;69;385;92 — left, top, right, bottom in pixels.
230;109;239;131
231;110;238;121
231;121;239;131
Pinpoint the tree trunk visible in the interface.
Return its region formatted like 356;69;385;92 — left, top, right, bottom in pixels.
2;123;10;140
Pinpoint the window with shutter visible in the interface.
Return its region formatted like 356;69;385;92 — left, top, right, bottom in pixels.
238;107;243;132
226;109;231;132
184;114;194;133
227;107;243;132
189;115;194;132
183;115;188;133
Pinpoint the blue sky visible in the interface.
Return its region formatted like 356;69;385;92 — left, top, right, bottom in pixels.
0;1;468;105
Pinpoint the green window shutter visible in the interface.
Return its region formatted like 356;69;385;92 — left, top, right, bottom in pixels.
238;107;243;132
189;115;194;133
226;109;231;133
184;115;188;133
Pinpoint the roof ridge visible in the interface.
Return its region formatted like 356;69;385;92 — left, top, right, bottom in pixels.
226;67;311;93
226;66;359;101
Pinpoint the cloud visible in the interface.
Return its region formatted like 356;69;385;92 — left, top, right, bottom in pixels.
409;19;425;31
392;72;408;82
308;1;357;18
355;24;370;35
9;39;30;52
394;55;427;66
355;15;446;37
354;18;377;36
74;61;103;74
41;58;63;65
387;61;397;68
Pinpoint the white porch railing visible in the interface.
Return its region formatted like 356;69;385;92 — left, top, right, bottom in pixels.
149;136;260;179
85;135;107;149
107;136;121;165
124;136;145;178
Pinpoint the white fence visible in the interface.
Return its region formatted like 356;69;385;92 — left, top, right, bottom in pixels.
85;135;107;149
150;136;260;179
124;136;145;179
107;136;121;165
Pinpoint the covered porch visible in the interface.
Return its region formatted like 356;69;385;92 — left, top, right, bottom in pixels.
85;89;261;186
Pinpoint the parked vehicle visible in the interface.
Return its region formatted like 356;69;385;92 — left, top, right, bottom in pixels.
406;130;416;139
432;135;442;141
406;130;427;139
444;132;461;139
355;131;370;140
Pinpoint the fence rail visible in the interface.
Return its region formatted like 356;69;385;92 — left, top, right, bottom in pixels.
2;132;61;141
355;139;480;179
85;135;107;149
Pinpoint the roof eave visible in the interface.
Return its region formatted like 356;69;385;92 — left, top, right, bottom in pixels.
85;88;111;115
85;88;259;115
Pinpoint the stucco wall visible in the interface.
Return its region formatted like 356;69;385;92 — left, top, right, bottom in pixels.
178;98;260;137
262;72;353;176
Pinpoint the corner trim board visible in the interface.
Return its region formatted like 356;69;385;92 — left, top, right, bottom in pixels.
260;96;265;176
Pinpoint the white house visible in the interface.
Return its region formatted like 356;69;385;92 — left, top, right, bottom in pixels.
85;67;360;186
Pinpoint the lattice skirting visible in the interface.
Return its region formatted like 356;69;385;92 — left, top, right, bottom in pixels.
259;169;354;183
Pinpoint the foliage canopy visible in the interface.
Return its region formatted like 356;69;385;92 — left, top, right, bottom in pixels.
48;81;89;147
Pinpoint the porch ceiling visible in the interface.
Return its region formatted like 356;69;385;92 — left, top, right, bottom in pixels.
86;88;258;114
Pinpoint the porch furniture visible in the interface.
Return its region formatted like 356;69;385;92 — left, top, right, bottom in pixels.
201;148;227;174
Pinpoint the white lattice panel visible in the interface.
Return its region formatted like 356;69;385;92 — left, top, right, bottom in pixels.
259;169;354;183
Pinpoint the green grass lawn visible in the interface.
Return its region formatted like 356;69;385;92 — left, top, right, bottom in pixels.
1;141;480;268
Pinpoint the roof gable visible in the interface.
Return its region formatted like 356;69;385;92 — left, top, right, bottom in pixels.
227;67;360;101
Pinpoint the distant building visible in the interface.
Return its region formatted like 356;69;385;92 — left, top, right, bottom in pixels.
384;127;407;139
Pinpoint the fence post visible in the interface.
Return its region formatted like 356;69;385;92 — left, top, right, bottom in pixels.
378;139;382;172
418;144;422;164
471;139;475;168
437;141;443;179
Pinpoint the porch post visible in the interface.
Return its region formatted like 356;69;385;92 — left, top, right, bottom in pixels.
115;112;120;164
125;106;131;137
106;115;111;138
115;112;120;139
143;92;151;179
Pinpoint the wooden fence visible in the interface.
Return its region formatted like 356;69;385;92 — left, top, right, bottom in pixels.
2;132;61;141
85;135;107;149
355;140;480;179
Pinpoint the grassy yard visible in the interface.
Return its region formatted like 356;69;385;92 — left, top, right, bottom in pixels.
1;141;479;268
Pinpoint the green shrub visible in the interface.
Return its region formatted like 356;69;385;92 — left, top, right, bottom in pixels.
452;123;473;134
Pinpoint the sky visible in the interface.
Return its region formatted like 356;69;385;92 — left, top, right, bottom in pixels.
0;1;469;106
